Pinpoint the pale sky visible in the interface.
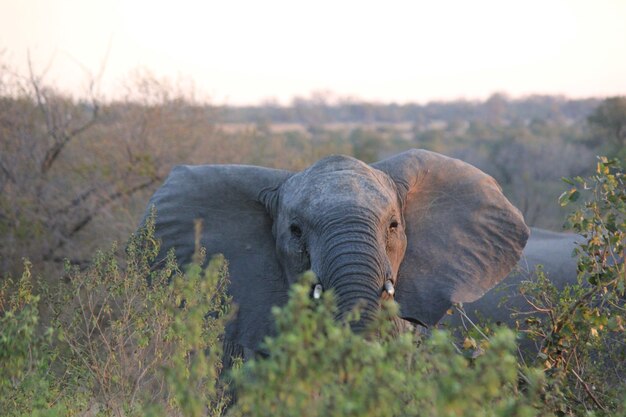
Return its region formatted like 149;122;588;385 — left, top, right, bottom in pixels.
1;0;625;105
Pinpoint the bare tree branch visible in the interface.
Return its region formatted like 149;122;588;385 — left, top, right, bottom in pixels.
67;178;160;238
43;177;161;262
0;158;15;184
40;104;99;174
28;51;101;174
55;186;99;215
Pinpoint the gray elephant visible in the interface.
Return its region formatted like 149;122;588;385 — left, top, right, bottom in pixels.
441;228;583;334
140;149;529;359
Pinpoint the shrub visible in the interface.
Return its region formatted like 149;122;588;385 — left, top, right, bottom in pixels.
229;273;550;417
0;260;74;416
1;214;232;416
515;156;626;415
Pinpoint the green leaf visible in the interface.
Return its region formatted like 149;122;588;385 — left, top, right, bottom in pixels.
559;188;580;206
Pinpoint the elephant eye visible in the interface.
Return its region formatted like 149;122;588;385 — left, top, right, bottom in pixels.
289;224;303;238
389;220;399;230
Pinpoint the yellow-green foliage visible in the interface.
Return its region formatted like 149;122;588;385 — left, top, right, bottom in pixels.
0;261;74;416
519;157;626;414
1;214;232;417
229;274;549;417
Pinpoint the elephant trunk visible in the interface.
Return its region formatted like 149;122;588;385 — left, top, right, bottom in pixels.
334;279;381;332
315;222;387;332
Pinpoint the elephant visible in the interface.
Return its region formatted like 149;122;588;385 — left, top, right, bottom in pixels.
140;149;529;360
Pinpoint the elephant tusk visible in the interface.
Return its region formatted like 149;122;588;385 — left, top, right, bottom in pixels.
313;284;323;299
384;280;395;296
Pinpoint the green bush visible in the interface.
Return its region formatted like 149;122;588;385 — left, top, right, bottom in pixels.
516;156;626;414
0;261;74;416
1;214;232;416
228;273;549;417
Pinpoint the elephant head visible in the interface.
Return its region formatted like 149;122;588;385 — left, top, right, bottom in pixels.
141;149;529;353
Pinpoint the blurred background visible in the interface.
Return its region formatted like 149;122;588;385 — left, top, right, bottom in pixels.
1;0;625;278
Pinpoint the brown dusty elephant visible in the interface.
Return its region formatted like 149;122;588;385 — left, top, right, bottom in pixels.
140;149;529;358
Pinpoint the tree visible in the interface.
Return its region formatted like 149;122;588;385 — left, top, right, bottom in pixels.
587;96;626;157
0;60;214;276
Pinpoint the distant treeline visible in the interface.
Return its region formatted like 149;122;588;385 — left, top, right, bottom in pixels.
216;93;601;126
205;94;622;235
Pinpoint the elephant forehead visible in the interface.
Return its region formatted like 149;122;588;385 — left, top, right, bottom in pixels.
301;154;379;178
283;169;395;213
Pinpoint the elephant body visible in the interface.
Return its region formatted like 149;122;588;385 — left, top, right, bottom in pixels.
441;227;583;332
140;150;529;359
518;228;583;286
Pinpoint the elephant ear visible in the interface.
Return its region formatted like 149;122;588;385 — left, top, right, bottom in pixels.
373;149;529;327
140;164;293;351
